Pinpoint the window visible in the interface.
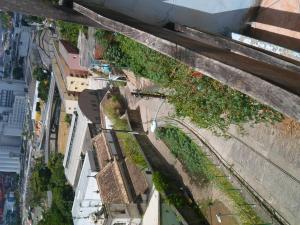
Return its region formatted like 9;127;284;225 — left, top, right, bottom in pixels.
65;112;78;168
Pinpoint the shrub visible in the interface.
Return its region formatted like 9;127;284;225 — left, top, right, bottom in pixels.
103;94;147;168
64;114;72;125
95;30;283;134
152;172;169;193
13;66;23;80
156;126;263;224
56;20;87;46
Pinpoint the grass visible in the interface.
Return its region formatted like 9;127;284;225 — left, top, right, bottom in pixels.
56;20;87;46
156;126;264;225
103;94;148;168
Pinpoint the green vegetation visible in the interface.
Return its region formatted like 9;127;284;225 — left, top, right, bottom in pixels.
29;154;73;225
95;30;283;134
23;15;44;24
64;114;72;125
36;102;41;112
13;66;23;80
103;94;147;168
156;126;263;224
33;67;50;102
153;172;185;208
56;20;87;46
0;12;12;29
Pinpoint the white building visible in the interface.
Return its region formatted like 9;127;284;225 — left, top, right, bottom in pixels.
63;89;107;187
0;80;26;173
0;80;26;147
0;146;21;173
63;106;92;187
70;89;161;225
72;151;102;225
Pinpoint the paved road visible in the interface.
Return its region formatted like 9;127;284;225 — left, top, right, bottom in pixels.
122;80;300;225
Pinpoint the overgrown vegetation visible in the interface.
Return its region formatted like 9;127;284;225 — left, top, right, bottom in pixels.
56;20;87;46
0;12;12;29
29;154;73;225
95;30;283;134
103;93;147;168
13;66;23;80
153;172;186;207
33;67;50;102
156;126;263;224
23;15;44;24
64;114;72;125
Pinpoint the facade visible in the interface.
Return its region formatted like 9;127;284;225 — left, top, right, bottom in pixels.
58;40;89;93
0;80;26;148
78;29;105;69
0;146;21;173
63;107;92;187
52;43;78;114
72;151;102;225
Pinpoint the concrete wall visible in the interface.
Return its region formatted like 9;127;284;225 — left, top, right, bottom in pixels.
85;0;260;34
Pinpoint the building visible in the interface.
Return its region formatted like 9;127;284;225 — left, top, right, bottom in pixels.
72;150;102;225
53;39;93;114
63;88;109;187
0;80;26;147
70;89;159;225
63;105;92;187
78;29;105;69
58;40;90;92
0;79;26;173
0;146;21;173
52;41;78;114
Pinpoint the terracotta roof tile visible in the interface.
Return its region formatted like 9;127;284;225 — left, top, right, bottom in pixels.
93;133;110;169
96;162;129;204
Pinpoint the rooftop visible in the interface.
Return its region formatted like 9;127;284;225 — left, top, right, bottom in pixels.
96;161;129;204
78;89;107;124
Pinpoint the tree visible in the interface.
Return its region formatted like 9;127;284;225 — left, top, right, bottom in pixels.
29;160;49;206
38;80;50;102
33;67;49;81
48;154;67;187
13;66;23;80
56;20;83;46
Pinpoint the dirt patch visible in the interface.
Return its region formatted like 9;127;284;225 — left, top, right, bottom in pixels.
206;200;239;225
275;117;300;138
57;109;70;154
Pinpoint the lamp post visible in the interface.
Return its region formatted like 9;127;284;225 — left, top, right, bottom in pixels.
150;99;166;133
216;212;238;223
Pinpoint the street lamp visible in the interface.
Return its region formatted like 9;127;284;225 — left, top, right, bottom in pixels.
150;99;166;133
216;212;238;223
